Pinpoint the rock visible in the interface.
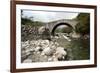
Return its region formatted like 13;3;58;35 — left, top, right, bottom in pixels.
52;56;58;61
23;59;32;63
21;39;67;62
35;46;41;52
43;47;53;56
56;47;67;55
54;42;59;46
53;47;67;60
40;40;49;48
38;26;46;34
48;58;53;62
21;40;30;48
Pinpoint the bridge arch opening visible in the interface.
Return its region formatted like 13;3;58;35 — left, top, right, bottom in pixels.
51;23;73;36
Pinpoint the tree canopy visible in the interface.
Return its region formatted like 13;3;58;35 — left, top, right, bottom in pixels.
75;13;90;35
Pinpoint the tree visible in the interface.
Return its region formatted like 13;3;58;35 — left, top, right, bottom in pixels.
21;17;44;27
75;13;90;35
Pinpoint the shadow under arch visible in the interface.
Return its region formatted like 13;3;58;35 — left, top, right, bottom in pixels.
51;23;73;36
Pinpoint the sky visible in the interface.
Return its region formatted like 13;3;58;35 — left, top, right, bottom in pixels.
22;10;79;23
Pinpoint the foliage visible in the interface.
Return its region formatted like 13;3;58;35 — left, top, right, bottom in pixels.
21;17;44;27
75;13;90;35
21;10;44;27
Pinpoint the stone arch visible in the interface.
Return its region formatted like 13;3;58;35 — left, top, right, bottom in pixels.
51;23;73;36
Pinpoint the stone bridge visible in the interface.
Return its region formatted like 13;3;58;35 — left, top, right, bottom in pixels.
45;19;78;34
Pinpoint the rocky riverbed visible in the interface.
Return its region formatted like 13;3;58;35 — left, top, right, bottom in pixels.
21;39;67;63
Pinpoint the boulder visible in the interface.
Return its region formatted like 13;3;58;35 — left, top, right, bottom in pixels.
21;39;67;62
23;59;32;63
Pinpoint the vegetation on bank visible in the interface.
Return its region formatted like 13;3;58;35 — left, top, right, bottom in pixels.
75;13;90;36
21;17;44;27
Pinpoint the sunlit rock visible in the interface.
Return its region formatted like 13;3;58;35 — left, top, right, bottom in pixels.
23;59;32;63
48;58;53;62
35;46;41;52
21;39;67;62
43;47;53;56
54;47;67;60
21;40;30;48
